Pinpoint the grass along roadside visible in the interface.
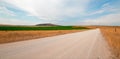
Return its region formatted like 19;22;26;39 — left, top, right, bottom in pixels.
85;26;120;59
0;30;86;44
100;27;120;59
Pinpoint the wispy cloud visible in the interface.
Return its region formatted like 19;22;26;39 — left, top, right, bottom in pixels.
0;18;43;25
0;0;120;25
3;0;91;20
0;1;46;25
0;2;16;16
82;13;120;26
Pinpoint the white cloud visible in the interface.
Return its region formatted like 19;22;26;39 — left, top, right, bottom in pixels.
82;13;120;25
0;18;43;25
0;6;16;16
102;3;120;13
1;0;119;26
87;9;105;16
87;3;120;16
3;0;91;20
0;6;2;10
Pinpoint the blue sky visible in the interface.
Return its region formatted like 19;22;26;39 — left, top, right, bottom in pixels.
0;0;120;25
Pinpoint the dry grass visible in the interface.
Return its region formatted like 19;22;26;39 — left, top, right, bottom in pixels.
0;30;84;44
99;26;120;59
86;26;120;59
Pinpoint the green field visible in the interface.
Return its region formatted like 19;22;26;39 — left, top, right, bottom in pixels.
0;26;88;31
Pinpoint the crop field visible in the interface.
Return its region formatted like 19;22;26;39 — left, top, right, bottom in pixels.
0;26;88;31
0;26;88;44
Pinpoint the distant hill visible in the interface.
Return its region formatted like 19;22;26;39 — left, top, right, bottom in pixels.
36;23;59;26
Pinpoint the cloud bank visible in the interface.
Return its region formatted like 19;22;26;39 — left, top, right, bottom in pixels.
0;0;120;25
82;13;120;26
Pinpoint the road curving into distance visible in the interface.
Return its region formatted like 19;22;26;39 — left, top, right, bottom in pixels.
0;29;111;59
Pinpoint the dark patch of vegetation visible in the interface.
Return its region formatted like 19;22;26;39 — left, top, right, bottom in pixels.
0;26;88;31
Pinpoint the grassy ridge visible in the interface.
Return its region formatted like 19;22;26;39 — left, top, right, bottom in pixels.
0;26;88;31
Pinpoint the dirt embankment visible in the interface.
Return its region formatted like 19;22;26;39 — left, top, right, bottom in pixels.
0;30;84;44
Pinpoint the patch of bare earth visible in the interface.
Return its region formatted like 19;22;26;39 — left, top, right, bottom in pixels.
0;30;84;44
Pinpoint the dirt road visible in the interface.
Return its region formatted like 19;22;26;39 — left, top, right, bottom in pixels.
0;29;111;59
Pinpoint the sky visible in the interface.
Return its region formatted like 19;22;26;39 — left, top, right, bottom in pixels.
0;0;120;25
